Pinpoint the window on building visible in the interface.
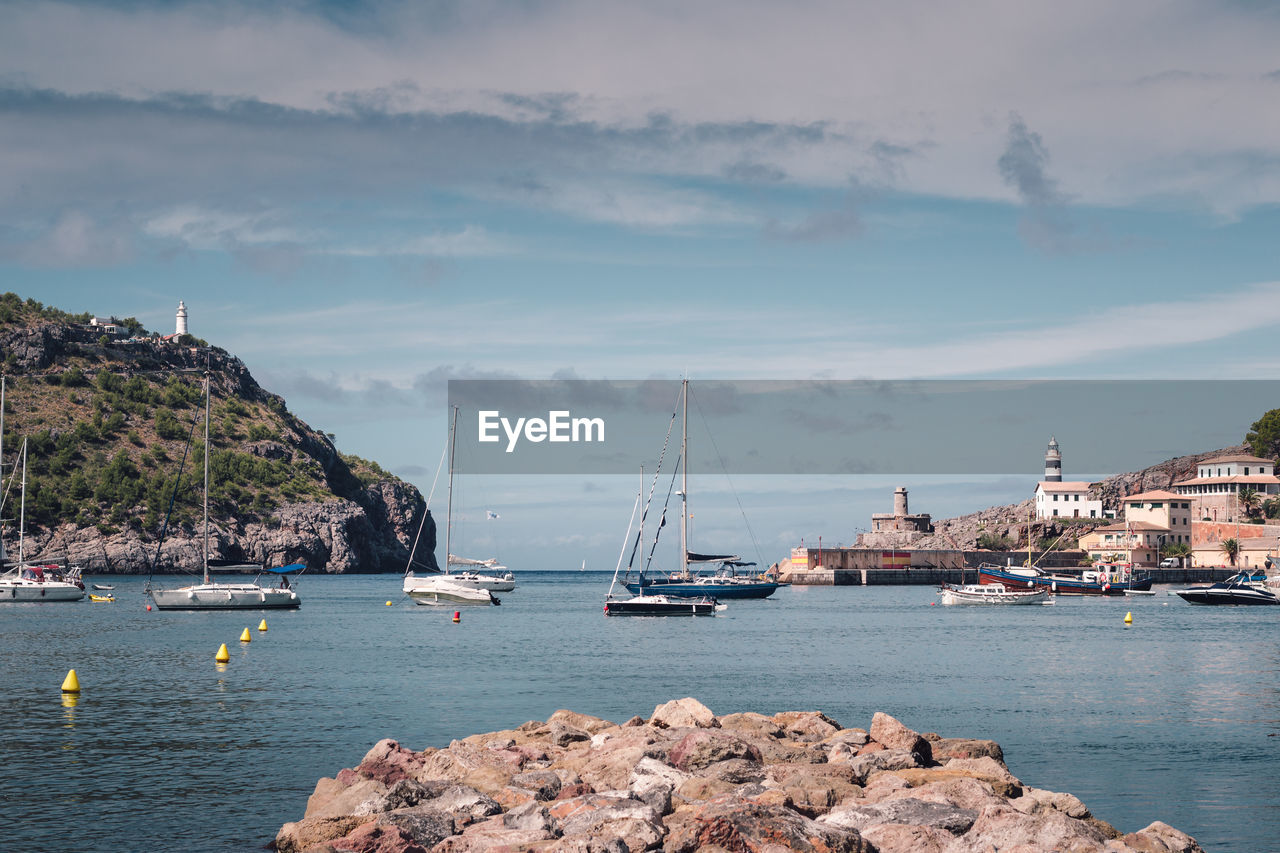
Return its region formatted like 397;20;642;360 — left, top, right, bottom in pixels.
1090;509;1097;518
1151;502;1162;508
1245;467;1250;475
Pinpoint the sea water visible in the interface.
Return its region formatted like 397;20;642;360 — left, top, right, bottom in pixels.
1;573;1277;852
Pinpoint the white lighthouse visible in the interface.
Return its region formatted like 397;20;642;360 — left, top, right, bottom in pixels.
176;301;188;336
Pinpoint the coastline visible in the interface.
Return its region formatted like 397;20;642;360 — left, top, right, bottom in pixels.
275;697;1203;853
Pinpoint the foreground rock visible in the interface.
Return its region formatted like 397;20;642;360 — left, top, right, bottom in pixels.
274;699;1204;853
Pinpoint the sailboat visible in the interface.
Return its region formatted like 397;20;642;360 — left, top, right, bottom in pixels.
404;407;500;606
604;486;719;616
0;437;86;602
621;379;780;600
147;374;301;610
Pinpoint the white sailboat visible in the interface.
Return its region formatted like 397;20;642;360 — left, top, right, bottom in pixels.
147;374;300;610
404;407;501;606
0;436;86;602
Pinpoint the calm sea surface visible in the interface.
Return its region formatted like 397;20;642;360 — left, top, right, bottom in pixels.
2;572;1278;852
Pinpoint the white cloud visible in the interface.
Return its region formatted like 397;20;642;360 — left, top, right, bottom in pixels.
3;0;1280;215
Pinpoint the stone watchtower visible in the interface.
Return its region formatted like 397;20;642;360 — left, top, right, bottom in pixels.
1044;436;1062;482
869;487;932;535
176;300;188;336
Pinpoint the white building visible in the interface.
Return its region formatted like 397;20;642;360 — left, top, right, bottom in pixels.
1173;453;1280;522
176;300;188;336
1034;436;1103;519
1035;481;1103;519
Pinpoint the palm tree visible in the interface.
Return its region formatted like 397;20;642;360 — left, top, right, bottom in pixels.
1220;538;1239;567
1162;541;1192;567
1238;487;1260;521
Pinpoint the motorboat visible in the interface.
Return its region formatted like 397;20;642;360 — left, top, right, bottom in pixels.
938;582;1048;605
1174;571;1279;606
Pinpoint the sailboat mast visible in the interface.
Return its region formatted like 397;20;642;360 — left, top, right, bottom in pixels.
681;378;688;579
203;373;210;585
18;439;26;567
445;406;458;575
0;375;6;488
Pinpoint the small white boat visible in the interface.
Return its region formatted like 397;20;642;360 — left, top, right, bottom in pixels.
939;583;1048;606
404;574;498;606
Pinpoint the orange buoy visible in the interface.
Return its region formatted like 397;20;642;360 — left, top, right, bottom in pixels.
452;611;460;623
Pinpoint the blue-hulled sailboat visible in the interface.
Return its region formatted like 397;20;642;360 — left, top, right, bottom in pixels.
619;379;780;601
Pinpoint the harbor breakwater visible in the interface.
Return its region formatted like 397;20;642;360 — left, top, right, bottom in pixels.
274;697;1203;852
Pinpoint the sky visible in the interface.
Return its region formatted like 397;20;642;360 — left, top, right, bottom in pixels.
3;0;1279;569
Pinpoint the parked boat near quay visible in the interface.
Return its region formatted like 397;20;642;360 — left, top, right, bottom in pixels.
977;561;1153;596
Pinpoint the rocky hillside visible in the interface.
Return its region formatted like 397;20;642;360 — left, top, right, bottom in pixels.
915;445;1248;552
0;292;438;574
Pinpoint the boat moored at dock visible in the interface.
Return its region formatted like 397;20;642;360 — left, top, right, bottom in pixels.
977;562;1153;596
1174;571;1279;606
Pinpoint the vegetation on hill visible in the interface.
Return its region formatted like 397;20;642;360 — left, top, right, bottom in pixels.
0;292;415;548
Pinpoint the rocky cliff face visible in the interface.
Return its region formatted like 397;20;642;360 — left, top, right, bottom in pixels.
0;308;438;574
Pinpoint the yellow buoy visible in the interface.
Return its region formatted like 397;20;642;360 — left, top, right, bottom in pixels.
258;619;268;632
1124;611;1133;624
385;600;393;606
215;643;230;663
239;627;252;643
61;669;81;694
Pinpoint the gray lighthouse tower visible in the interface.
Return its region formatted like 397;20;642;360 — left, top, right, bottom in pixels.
1044;436;1062;482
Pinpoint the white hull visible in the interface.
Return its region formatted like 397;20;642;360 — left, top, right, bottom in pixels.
0;578;85;601
404;574;496;605
939;584;1047;606
149;583;300;610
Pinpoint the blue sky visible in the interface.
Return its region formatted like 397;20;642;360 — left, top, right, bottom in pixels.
4;0;1280;569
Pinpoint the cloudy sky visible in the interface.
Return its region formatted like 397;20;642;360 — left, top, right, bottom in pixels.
4;0;1279;568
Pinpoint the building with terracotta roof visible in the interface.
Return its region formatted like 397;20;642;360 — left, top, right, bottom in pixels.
1172;453;1279;522
1077;490;1193;565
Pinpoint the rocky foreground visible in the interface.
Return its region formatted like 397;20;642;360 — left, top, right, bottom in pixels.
274;698;1202;853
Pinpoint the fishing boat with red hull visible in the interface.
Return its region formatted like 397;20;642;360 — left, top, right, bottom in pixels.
977;562;1153;596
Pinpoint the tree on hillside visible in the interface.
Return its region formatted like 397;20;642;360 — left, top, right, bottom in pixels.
1220;538;1239;567
1245;410;1280;462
